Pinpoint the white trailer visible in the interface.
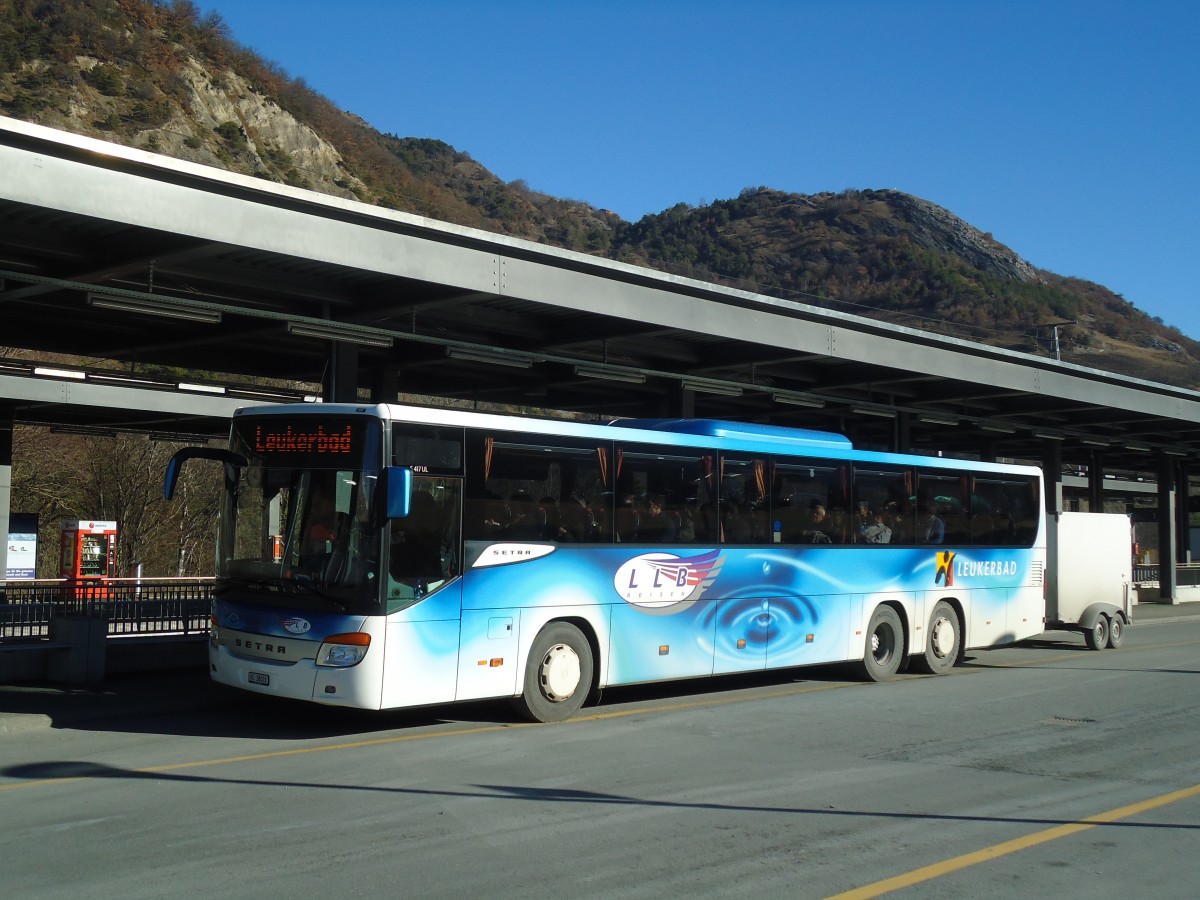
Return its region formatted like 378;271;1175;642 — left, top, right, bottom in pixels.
1047;511;1133;649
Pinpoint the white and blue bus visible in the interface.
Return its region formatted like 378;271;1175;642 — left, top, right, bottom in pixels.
166;403;1047;722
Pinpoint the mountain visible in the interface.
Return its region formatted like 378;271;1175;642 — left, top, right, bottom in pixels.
2;0;1197;389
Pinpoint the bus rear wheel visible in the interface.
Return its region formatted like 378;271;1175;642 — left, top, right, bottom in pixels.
915;600;960;675
861;605;904;682
512;622;593;723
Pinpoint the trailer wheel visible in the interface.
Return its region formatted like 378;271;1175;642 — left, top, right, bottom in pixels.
1083;614;1109;651
915;600;960;675
512;622;593;723
861;605;904;682
1107;614;1124;649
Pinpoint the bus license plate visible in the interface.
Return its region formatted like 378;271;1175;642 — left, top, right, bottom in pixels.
248;672;270;686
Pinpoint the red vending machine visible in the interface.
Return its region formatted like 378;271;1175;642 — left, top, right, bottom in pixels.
60;520;118;598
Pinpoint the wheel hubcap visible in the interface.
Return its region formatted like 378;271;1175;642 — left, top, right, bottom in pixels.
539;643;581;702
930;616;955;658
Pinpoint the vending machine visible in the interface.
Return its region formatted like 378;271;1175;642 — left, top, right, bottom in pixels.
60;520;118;597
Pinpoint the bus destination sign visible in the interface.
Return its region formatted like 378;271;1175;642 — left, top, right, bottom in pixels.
255;422;354;455
241;418;369;465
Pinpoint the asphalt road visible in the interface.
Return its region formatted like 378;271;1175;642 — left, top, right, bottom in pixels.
1;619;1198;899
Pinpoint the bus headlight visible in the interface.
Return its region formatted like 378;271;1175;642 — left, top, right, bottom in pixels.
316;632;371;667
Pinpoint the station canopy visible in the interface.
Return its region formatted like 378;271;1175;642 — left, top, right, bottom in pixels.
1;117;1199;475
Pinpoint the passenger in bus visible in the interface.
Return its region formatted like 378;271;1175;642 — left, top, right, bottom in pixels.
641;494;679;542
827;506;850;543
802;503;832;543
537;495;562;540
301;488;339;561
860;510;893;544
918;503;945;544
676;508;696;542
852;500;873;535
558;493;594;542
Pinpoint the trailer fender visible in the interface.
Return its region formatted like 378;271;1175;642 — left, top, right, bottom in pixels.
1076;603;1126;631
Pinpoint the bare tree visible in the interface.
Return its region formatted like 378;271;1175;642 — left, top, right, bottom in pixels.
11;427;221;578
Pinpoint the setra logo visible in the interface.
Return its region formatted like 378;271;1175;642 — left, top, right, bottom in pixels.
614;549;724;614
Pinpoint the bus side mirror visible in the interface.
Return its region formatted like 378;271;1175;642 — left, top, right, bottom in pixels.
164;447;245;500
386;467;412;519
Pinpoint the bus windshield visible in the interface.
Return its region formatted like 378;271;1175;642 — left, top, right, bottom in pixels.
221;415;385;612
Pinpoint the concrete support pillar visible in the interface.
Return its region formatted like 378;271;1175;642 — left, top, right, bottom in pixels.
1179;463;1192;564
371;364;399;404
323;342;360;403
663;384;695;418
1042;439;1063;517
1042;439;1064;621
1088;450;1105;512
1157;452;1177;602
895;412;911;454
0;405;12;585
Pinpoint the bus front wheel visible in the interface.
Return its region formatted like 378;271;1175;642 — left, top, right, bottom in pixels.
861;605;904;682
513;622;593;723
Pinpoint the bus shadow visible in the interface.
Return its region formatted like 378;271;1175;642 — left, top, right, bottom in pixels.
0;663;865;742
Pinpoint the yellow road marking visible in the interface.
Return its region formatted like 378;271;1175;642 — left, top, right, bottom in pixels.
825;782;1200;899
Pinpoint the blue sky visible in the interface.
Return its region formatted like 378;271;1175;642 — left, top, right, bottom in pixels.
199;0;1198;338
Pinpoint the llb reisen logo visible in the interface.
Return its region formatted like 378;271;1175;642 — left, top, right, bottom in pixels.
614;549;724;615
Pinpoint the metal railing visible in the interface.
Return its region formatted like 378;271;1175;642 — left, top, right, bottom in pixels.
0;578;214;640
1133;563;1200;587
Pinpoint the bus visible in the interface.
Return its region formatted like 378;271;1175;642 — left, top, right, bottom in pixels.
166;402;1050;722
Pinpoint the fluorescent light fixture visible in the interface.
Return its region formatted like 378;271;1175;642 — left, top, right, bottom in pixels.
680;378;743;397
287;321;394;348
1031;430;1066;440
851;405;897;418
445;347;533;368
773;392;826;409
50;425;116;437
574;364;646;384
34;366;86;380
87;373;171;388
1163;448;1189;457
88;292;222;324
177;382;226;395
979;422;1017;434
1079;438;1110;448
918;413;960;426
149;433;217;444
1124;442;1152;452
